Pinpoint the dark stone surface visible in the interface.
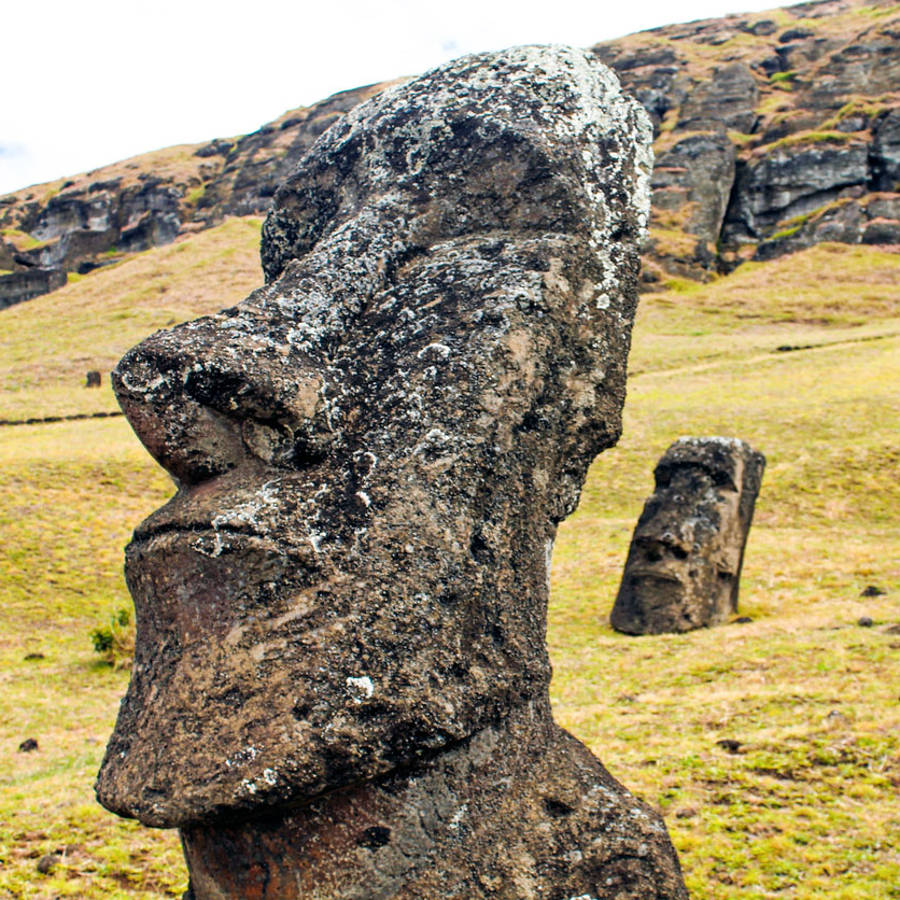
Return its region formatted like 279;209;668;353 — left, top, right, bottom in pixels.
873;109;900;191
36;853;58;875
753;192;900;260
97;45;687;898
651;131;736;246
183;700;687;899
0;268;66;310
611;437;765;635
676;63;759;134
722;140;870;245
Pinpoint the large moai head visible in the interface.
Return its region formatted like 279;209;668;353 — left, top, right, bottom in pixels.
611;436;766;635
96;46;652;830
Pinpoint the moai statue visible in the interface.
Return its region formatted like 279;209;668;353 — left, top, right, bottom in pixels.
611;437;766;635
97;46;687;899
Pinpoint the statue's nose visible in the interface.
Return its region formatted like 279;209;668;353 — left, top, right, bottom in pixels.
112;313;330;486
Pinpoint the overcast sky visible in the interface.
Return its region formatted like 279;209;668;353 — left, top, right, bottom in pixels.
2;0;784;195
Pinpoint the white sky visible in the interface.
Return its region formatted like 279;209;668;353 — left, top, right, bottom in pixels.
1;0;784;196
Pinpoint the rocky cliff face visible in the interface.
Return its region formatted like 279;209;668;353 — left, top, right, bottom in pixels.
1;0;898;303
594;0;900;280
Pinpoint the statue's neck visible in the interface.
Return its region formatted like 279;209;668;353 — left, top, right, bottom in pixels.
181;692;685;899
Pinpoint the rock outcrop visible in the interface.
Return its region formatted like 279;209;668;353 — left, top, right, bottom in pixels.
595;0;900;279
3;0;900;303
0;83;388;302
0;268;66;310
95;45;689;898
611;437;765;635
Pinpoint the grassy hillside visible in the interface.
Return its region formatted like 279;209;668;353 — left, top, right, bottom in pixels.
0;216;264;421
0;223;898;898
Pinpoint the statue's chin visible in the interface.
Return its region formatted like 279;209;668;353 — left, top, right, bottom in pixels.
98;546;549;828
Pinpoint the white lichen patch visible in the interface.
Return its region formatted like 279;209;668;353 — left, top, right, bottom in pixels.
346;675;375;703
448;803;469;830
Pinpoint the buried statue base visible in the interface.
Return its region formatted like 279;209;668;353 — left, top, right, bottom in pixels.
97;45;688;899
182;698;686;899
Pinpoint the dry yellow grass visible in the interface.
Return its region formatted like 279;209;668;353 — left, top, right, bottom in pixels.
0;228;897;898
641;242;900;326
0;217;264;420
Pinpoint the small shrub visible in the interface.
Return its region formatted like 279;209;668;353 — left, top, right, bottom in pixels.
90;607;134;668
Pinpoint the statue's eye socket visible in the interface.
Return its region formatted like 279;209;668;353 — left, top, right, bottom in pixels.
711;471;739;491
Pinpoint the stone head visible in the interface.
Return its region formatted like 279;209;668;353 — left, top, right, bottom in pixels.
611;436;765;634
96;46;652;828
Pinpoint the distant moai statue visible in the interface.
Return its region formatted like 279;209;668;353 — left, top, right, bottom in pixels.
611;436;765;635
96;47;688;899
85;370;101;388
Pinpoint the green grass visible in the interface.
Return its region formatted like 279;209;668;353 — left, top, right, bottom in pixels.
0;229;898;897
760;130;862;156
1;228;43;252
769;223;802;241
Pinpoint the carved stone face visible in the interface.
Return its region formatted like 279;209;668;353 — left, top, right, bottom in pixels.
95;46;652;829
611;437;765;634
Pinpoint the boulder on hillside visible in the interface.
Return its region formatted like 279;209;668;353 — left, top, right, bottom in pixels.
0;268;66;311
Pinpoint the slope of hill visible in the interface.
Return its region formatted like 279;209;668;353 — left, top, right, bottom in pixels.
0;215;897;897
0;217;263;422
0;83;388;307
2;0;899;306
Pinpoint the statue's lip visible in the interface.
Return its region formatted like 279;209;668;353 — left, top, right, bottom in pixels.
129;521;279;548
128;468;290;547
625;567;684;583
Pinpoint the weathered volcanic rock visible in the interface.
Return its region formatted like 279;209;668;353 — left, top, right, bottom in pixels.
611;437;765;635
97;45;687;898
754;192;900;259
722;138;870;245
652;131;736;246
0;268;66;311
873;109;900;191
676;62;759;134
182;698;686;899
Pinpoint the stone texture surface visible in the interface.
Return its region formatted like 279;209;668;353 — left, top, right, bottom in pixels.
676;63;759;134
651;131;736;246
722;139;871;245
0;268;66;310
96;45;687;898
592;0;900;275
611;437;765;635
754;191;900;259
182;699;687;899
